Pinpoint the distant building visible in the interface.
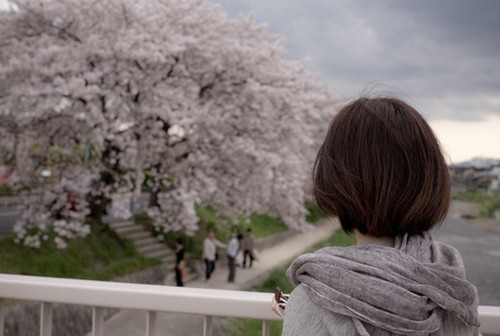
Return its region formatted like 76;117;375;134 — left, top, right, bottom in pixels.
489;167;500;191
449;158;500;190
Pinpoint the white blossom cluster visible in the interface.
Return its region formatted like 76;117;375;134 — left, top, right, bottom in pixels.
12;169;92;248
146;185;199;235
0;0;336;248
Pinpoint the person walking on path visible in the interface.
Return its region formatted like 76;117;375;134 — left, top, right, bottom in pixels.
202;230;225;281
226;229;239;283
174;237;185;287
243;228;256;268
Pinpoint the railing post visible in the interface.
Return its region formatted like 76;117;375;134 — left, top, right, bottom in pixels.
203;316;213;336
262;320;270;336
92;307;104;336
0;298;4;336
40;302;52;336
146;311;157;336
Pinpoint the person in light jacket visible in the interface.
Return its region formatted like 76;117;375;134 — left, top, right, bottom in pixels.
202;230;225;281
226;229;239;283
273;96;482;336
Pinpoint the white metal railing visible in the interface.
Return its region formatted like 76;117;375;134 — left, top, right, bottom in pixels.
0;273;499;336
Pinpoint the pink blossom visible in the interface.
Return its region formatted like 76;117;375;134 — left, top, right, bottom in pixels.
1;0;336;248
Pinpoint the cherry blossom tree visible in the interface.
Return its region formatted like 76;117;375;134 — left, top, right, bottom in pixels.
0;0;335;248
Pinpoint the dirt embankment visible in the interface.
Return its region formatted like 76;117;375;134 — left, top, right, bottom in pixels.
451;200;500;234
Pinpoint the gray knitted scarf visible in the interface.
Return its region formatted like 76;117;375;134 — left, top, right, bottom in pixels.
287;232;480;336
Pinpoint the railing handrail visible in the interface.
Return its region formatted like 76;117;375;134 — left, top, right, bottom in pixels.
1;273;499;334
480;305;500;334
0;273;281;321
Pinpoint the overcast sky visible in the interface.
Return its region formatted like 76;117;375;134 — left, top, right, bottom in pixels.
1;0;499;163
206;0;500;163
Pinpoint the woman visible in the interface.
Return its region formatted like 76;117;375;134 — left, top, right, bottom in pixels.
274;97;481;335
203;229;226;281
175;237;186;287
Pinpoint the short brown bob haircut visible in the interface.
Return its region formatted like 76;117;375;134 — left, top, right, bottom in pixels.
313;97;450;237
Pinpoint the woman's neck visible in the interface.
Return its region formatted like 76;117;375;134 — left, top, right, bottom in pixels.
355;231;394;247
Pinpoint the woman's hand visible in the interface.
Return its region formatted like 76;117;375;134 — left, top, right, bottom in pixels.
271;295;285;319
271;287;288;319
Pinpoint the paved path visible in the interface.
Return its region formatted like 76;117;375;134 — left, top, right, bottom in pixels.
91;219;340;336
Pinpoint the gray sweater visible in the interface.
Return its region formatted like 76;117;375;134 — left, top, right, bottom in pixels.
282;284;481;336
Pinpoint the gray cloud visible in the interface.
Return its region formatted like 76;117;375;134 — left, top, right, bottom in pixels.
208;0;500;121
1;0;498;121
